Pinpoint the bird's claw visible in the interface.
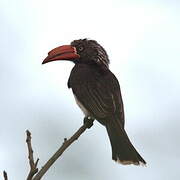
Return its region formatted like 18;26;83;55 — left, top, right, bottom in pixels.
84;117;94;128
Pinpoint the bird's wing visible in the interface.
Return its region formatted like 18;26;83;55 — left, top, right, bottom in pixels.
72;72;124;124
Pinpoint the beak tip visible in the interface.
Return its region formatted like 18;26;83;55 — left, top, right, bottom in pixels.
42;58;48;64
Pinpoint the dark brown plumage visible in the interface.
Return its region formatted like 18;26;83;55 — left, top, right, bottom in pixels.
42;38;146;165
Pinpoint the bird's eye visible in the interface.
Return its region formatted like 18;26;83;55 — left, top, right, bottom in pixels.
78;46;84;51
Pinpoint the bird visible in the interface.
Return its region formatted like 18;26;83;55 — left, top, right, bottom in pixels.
42;38;146;165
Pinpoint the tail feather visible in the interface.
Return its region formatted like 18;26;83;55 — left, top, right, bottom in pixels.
106;119;146;165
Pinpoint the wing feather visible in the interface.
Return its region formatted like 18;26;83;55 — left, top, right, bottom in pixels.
69;65;124;126
72;75;119;119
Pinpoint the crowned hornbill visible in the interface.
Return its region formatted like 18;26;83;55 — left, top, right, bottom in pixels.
42;39;146;165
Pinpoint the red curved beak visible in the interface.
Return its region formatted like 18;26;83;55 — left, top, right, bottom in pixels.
42;45;80;64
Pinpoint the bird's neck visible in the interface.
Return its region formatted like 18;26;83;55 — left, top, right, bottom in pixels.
74;62;109;73
68;62;111;89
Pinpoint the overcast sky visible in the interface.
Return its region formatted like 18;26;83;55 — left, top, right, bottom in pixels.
0;0;180;179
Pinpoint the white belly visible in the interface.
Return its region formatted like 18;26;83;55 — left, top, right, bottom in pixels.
74;94;90;116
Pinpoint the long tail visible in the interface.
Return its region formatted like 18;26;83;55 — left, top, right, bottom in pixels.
106;119;146;165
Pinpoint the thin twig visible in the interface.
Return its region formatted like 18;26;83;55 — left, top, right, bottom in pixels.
26;130;39;180
33;118;94;180
3;171;8;180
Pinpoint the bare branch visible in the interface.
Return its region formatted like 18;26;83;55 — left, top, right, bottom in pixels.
3;171;8;180
33;118;94;180
26;130;39;180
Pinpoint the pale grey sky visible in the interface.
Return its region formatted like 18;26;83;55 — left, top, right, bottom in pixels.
0;0;180;179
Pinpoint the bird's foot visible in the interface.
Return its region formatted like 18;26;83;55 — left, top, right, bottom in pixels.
84;116;94;129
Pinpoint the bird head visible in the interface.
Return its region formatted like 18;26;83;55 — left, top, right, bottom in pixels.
42;39;109;67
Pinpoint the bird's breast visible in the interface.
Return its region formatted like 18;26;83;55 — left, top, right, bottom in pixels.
73;94;90;117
